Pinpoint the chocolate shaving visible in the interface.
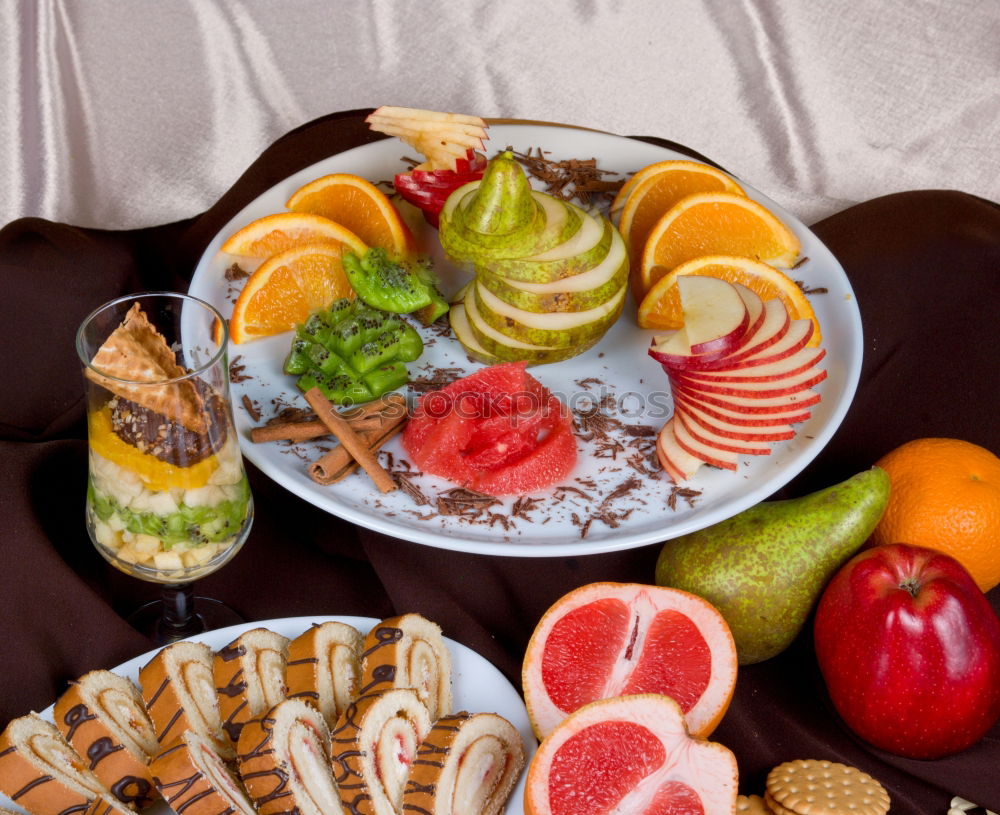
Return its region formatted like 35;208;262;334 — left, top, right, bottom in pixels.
436;487;501;519
667;485;702;511
791;256;811;270
409;366;465;394
229;355;251;383
554;485;593;501
241;394;261;423
795;279;828;295
575;377;603;391
510;147;624;207
594;438;626;459
266;406;316;425
224;263;249;281
574;406;622;440
511;496;543;519
623;424;657;438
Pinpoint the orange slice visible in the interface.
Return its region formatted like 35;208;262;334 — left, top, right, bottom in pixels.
221;212;367;258
638;256;822;346
637;192;801;299
522;582;737;741
612;160;745;261
229;242;356;344
286;173;415;259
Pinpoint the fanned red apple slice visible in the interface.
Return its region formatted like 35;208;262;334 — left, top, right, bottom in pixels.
670;409;740;470
681;345;826;383
673;389;813;426
674;275;749;356
401;712;526;815
674;409;772;456
672;385;823;415
657;419;706;482
671;365;828;398
672;393;797;441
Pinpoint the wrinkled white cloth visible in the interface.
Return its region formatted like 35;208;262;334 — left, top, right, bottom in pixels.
1;0;997;230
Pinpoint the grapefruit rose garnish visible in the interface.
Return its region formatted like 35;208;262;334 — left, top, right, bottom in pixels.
523;694;738;815
522;582;737;741
401;362;577;495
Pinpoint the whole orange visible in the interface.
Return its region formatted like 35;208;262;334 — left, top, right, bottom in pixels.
870;438;1000;592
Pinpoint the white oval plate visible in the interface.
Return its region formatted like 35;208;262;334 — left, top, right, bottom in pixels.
189;122;862;557
0;616;534;815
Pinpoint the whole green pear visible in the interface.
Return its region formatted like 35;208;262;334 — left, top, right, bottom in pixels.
655;467;891;665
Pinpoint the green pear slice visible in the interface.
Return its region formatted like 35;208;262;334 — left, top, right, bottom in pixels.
441;189;579;263
448;302;501;364
473;278;626;348
478;228;628;313
488;210;613;283
463;286;588;363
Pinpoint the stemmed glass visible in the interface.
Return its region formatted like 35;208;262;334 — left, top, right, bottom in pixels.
76;292;253;643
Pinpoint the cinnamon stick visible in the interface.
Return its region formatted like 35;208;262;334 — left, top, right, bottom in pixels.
309;420;406;485
250;392;406;443
303;388;397;493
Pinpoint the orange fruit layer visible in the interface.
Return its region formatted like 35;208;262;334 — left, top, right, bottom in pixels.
637;255;822;346
871;438;1000;592
286;173;415;259
89;407;217;491
221;212;367;258
229;242;357;343
637;192;801;299
612;160;746;262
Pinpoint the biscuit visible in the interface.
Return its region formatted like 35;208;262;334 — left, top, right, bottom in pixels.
737;793;772;813
766;759;890;815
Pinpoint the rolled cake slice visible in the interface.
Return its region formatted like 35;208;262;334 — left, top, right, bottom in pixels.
0;713;109;815
402;712;525;815
53;670;159;810
138;641;231;759
82;795;140;815
214;627;290;745
148;730;255;815
330;688;432;815
236;698;345;815
360;614;452;720
286;621;362;729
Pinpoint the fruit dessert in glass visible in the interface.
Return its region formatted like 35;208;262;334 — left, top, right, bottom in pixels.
77;292;253;638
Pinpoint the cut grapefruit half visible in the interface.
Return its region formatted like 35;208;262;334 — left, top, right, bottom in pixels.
522;582;737;740
523;693;738;815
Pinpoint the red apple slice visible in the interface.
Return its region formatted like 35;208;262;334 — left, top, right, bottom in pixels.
649;329;731;367
674;408;772;455
674;393;796;441
681;346;827;384
676;276;750;356
657;420;705;482
671;383;823;415
675;389;812;426
671;409;739;470
672;365;828;398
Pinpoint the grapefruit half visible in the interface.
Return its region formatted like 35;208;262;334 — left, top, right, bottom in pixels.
522;582;737;740
523;693;738;815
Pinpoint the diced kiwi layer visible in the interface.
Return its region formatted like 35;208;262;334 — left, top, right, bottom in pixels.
88;476;251;548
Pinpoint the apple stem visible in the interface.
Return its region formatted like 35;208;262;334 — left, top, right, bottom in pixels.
899;577;922;597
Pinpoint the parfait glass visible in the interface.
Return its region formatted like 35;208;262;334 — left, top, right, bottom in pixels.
77;292;253;644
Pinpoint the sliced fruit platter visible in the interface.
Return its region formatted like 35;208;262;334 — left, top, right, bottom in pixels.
188;110;862;556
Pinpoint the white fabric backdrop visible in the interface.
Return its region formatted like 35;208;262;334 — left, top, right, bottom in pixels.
2;0;997;231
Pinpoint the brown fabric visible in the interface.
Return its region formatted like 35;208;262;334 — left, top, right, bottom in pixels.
2;110;999;813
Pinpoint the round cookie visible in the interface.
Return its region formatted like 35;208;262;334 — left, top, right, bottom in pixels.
737;794;771;813
766;759;890;815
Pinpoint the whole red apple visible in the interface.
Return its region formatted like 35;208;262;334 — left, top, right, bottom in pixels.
814;542;1000;759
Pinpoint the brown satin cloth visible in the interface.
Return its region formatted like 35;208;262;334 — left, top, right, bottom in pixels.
2;110;998;814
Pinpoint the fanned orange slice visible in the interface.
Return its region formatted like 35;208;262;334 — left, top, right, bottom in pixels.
286;173;415;259
637;192;801;298
612;161;746;261
637;255;822;346
229;242;356;344
221;212;367;258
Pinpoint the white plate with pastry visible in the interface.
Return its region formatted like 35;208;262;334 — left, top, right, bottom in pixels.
0;616;534;815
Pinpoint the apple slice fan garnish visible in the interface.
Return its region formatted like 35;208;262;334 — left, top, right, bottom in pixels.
236;698;343;815
648;274;826;482
359;613;453;721
330;688;432;815
401;712;526;815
